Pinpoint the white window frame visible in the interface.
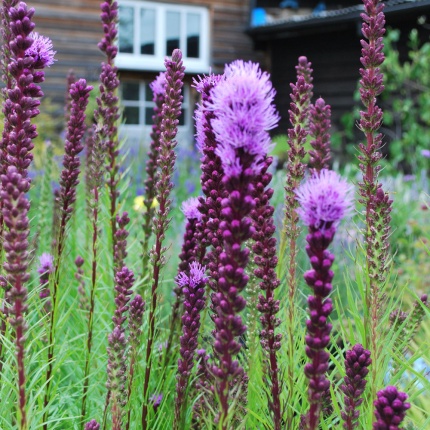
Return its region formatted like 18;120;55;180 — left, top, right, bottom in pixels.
117;0;210;73
120;80;191;129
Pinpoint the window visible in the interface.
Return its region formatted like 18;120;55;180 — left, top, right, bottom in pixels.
117;1;210;73
121;80;189;128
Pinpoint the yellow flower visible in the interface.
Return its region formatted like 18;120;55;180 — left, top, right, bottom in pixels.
133;196;159;213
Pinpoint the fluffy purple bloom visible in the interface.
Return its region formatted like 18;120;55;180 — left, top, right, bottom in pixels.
150;72;166;96
208;61;279;177
37;253;54;275
420;149;430;159
181;197;202;221
25;32;56;68
373;386;410;429
175;262;207;426
296;169;354;229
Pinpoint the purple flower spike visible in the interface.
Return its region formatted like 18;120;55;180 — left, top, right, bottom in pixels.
38;253;54;275
210;61;279;177
341;344;372;429
206;60;279;429
150;72;166;96
296;169;354;229
85;420;100;430
298;170;352;430
309;98;332;172
373;386;410;429
174;263;208;427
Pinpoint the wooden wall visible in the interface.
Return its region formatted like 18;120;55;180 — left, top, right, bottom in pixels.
26;0;261;105
30;0;104;105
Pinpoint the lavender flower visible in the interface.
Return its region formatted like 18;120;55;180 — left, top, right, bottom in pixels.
38;252;54;306
97;0;121;254
251;156;282;429
141;72;166;276
25;32;56;68
279;57;313;428
174;262;208;429
1;166;31;428
309;97;331;172
297;169;353;430
85;420;100;430
373;386;410;429
167;197;203;359
142;49;185;430
206;60;279;429
114;212;130;270
341;344;372;429
125;294;145;430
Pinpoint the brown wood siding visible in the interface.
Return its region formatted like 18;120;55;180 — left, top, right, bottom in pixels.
22;0;262;106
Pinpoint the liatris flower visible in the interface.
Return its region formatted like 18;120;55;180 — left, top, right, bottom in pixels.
64;70;76;124
112;266;134;330
75;255;88;310
174;262;208;429
206;60;279;429
193;73;225;260
407;294;429;340
38;252;54;310
296;169;353;430
166;197;203;360
309;98;331;172
341;344;372;430
85;420;100;430
142;49;185;430
107;326;127;430
125;294;145;430
141;72;166;276
114;212;130;270
1;6;55;182
279;57;313;427
373;386;410;429
98;0;121;249
358;0;391;380
250;156;282;429
1;165;31;428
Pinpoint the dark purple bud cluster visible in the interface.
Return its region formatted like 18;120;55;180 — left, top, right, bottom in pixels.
112;266;134;330
97;0;121;244
373;386;410;429
194;73;226;283
341;344;372;429
1;165;31;427
141;72;166;274
85;419;100;430
114;212;130;270
309;98;331;172
142;49;185;430
59;79;92;224
0;2;53;184
174;263;208;428
251;156;282;428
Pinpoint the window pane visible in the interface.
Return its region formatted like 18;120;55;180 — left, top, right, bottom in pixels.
122;82;140;101
166;11;180;55
145;107;154;125
141;9;155;55
119;6;134;53
123;106;140;125
178;109;185;126
145;83;154;102
186;14;200;58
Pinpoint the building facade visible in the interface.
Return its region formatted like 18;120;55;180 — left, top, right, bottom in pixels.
30;0;260;147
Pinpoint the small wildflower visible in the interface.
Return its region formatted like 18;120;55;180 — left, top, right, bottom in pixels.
181;197;202;221
25;32;56;68
420;149;430;159
37;253;54;275
150;72;167;96
150;393;163;412
296;169;354;229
